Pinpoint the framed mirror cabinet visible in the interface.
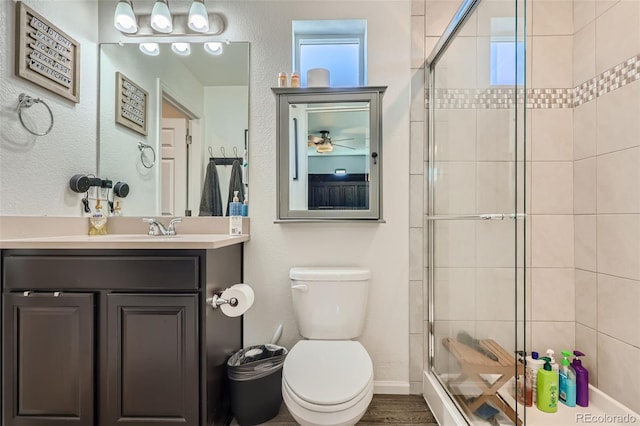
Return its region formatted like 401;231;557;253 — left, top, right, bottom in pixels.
273;86;386;221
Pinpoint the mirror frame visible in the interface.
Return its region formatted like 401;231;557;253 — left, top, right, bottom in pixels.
274;86;386;221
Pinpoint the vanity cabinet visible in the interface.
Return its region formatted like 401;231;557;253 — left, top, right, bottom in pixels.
105;294;199;425
3;292;95;426
2;247;243;426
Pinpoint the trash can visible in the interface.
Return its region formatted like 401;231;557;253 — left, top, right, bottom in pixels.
227;344;288;425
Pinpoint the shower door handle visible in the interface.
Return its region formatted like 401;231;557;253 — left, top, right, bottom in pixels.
425;213;525;221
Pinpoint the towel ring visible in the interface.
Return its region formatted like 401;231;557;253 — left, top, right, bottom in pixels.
17;93;54;136
138;142;156;168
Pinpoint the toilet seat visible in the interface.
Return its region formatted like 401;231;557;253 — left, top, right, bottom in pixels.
283;340;373;407
283;374;373;413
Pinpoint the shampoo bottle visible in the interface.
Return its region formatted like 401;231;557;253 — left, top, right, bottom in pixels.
515;351;532;407
536;357;558;413
526;351;545;404
572;350;589;407
559;350;577;407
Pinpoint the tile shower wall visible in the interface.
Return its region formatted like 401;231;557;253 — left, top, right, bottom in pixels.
572;0;640;413
420;0;640;412
528;0;576;370
409;0;427;396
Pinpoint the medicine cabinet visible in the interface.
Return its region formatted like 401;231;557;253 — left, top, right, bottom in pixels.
273;86;386;221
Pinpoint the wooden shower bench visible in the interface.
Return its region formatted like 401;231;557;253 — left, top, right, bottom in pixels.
443;337;523;426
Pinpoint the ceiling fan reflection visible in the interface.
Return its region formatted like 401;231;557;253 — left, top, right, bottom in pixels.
307;130;355;153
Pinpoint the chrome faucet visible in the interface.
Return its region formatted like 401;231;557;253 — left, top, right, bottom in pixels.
142;217;182;236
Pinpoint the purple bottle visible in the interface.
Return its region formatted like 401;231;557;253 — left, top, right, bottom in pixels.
572;350;589;407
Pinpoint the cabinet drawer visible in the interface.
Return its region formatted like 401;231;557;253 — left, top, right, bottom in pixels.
3;254;199;291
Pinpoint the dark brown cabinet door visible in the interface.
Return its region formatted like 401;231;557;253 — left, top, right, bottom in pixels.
2;292;94;426
105;294;199;425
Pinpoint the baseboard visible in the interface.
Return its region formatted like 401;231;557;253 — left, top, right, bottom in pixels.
373;380;411;395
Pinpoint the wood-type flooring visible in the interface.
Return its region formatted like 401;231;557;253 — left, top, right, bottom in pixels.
261;394;438;425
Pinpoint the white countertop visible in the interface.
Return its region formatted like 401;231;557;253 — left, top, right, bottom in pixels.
0;233;250;250
0;216;250;249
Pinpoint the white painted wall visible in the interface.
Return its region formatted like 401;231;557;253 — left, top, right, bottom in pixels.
199;0;411;386
98;43;204;216
0;0;98;216
202;85;249;212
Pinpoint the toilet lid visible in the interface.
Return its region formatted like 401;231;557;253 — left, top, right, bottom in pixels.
283;340;373;405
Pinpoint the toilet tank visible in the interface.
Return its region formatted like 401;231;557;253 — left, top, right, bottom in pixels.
289;267;370;340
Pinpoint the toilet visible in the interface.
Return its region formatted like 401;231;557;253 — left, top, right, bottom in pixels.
283;267;374;426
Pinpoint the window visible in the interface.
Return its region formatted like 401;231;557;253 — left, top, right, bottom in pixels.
293;20;367;87
489;17;525;86
490;40;525;86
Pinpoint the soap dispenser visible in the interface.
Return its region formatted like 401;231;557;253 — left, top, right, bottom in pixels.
229;191;243;236
89;199;108;235
546;349;559;372
559;350;577;407
536;357;558;413
572;350;589;407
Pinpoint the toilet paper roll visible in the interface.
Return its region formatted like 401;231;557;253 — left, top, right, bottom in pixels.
220;283;255;317
307;68;330;87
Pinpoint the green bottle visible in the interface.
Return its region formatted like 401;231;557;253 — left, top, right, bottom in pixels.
536;356;558;413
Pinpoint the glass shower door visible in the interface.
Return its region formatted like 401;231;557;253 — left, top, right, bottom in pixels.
427;0;527;424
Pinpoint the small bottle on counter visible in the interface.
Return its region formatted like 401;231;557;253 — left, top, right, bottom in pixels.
278;72;288;87
290;72;300;87
89;199;108;235
229;191;243;235
241;197;248;217
113;200;123;217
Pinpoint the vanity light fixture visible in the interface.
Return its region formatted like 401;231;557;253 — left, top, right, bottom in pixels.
113;0;225;37
114;0;138;34
188;0;209;33
139;42;160;56
150;0;173;33
171;42;191;56
204;41;224;55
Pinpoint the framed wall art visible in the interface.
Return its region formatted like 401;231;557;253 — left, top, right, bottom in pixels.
15;1;80;103
115;72;148;136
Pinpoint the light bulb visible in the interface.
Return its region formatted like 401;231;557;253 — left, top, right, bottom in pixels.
204;41;223;55
171;42;191;56
114;0;137;34
150;0;172;33
139;43;160;56
188;0;209;33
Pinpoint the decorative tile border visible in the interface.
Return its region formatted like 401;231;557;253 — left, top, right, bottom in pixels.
431;53;640;109
574;54;640;107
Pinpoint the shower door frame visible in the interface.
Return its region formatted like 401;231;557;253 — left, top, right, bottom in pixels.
424;0;528;424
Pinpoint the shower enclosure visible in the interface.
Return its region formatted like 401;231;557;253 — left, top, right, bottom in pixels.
424;0;640;424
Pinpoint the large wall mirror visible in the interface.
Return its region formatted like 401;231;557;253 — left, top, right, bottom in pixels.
99;42;249;217
274;87;386;221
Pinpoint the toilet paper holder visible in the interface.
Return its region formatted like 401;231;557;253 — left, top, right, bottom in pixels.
206;292;239;309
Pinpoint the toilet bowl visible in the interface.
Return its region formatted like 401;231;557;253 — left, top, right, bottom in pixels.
282;340;374;426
